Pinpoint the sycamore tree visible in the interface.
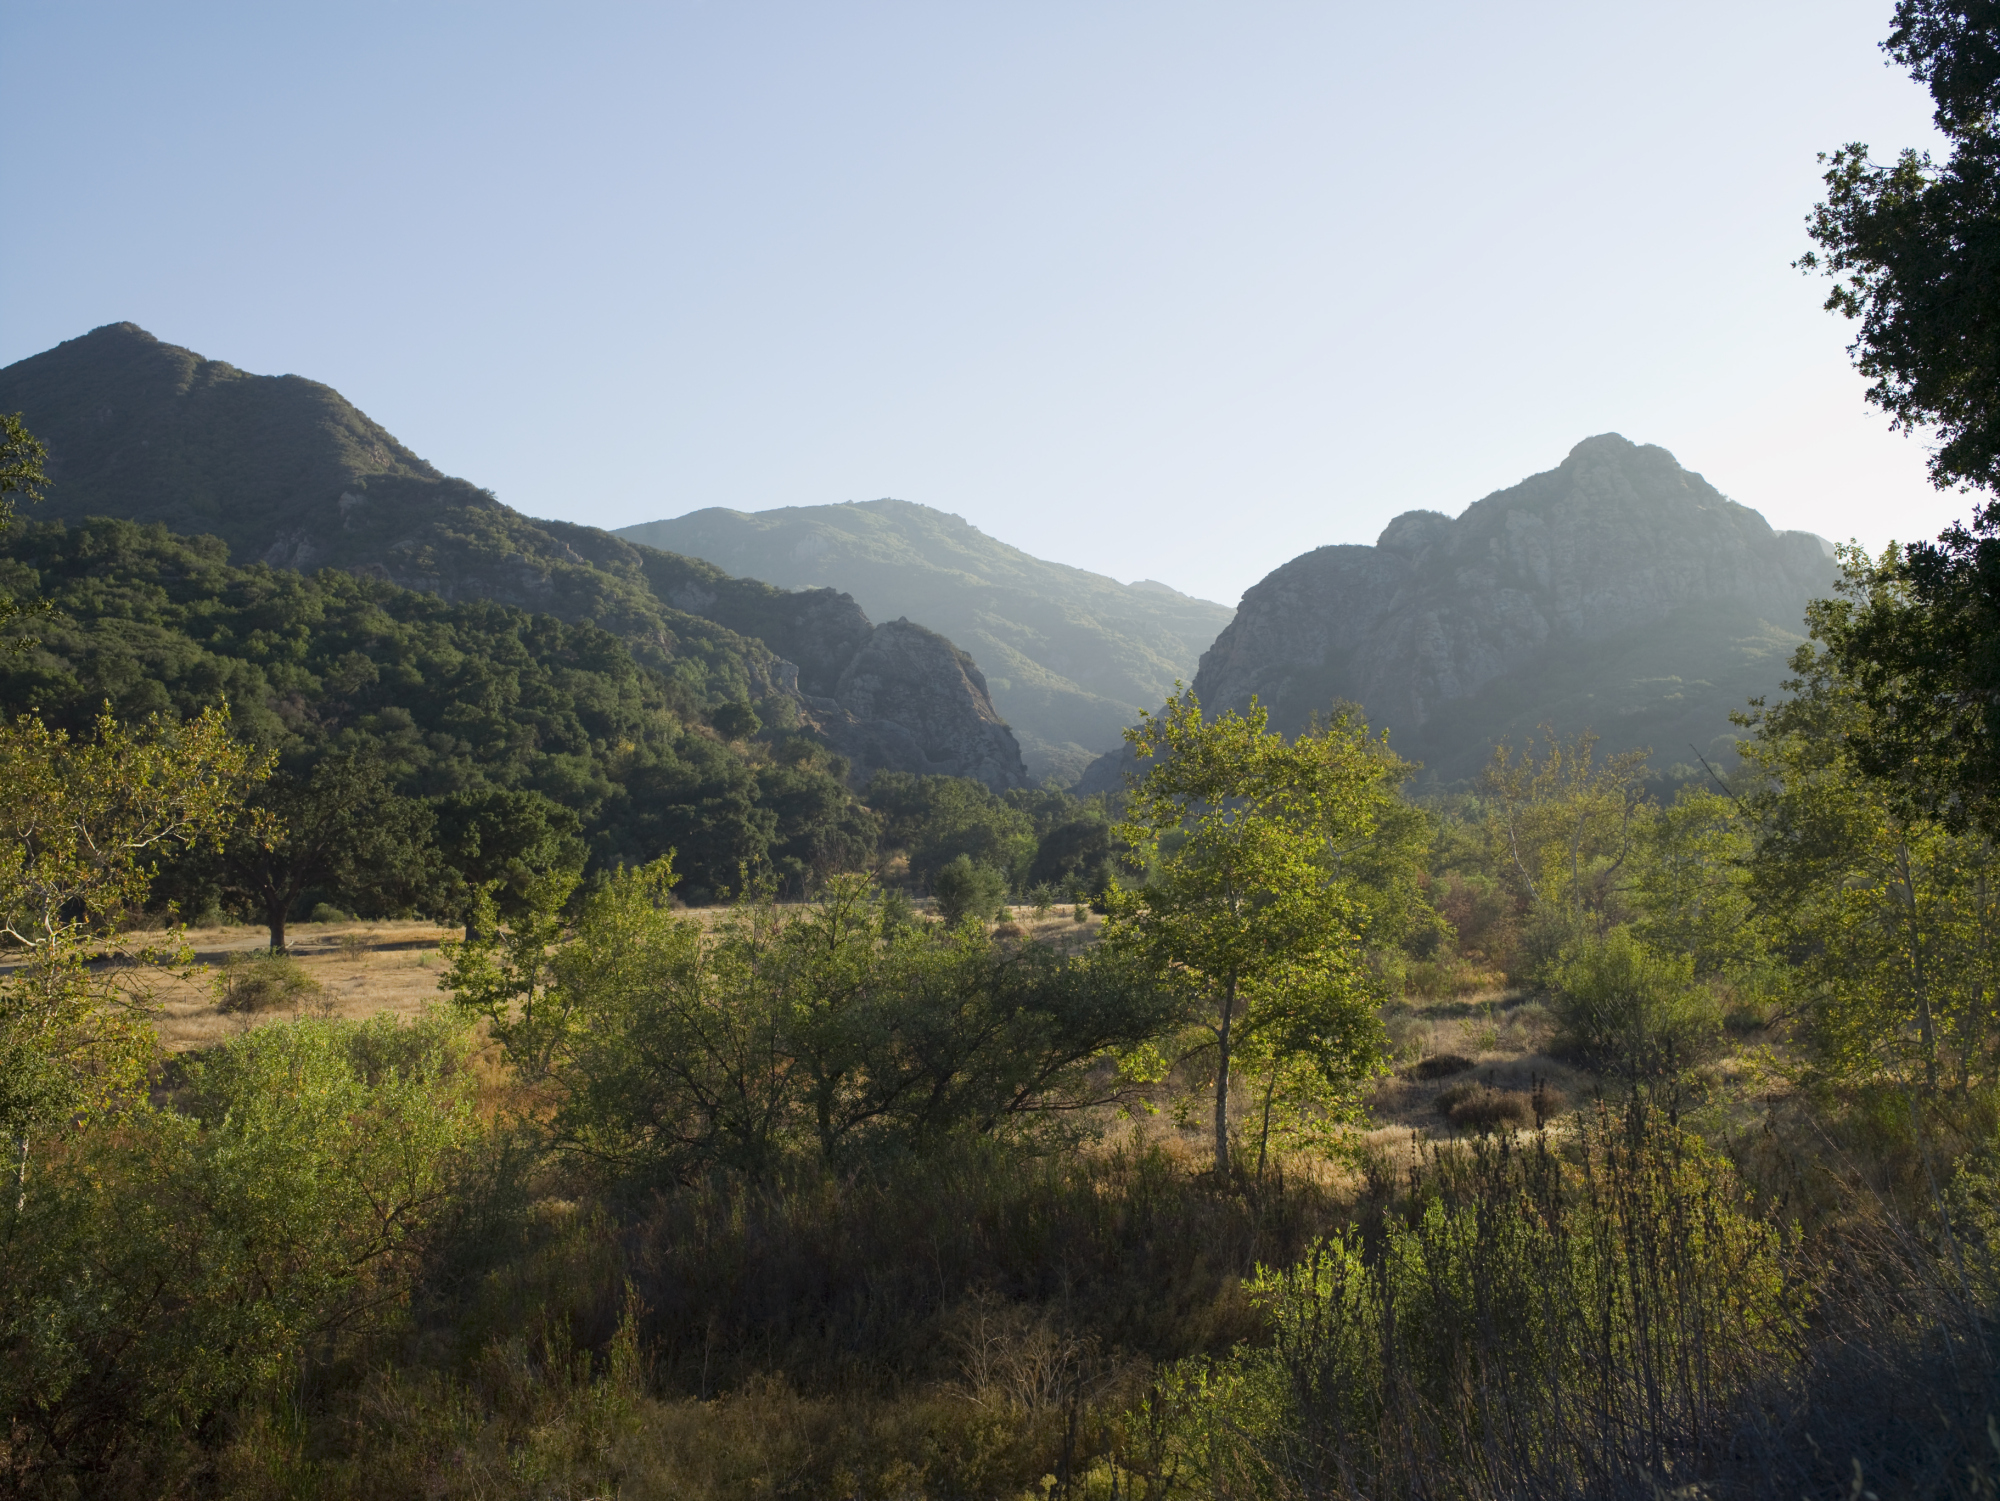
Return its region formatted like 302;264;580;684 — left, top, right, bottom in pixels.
1743;633;2000;1093
1105;690;1417;1175
1480;727;1650;972
0;708;262;1201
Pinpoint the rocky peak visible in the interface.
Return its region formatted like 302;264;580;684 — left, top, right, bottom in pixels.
1188;435;1838;781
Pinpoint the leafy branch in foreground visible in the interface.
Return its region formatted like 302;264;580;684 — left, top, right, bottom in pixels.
0;706;265;1202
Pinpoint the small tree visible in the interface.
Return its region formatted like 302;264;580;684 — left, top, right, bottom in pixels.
432;785;584;939
931;854;1008;926
1743;635;2000;1093
1480;727;1649;972
1105;690;1408;1174
0;707;261;1201
710;700;762;741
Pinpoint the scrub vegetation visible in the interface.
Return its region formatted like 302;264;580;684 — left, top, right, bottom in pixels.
7;7;2000;1495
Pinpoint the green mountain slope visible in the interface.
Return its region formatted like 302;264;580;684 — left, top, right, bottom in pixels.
0;323;1029;788
0;517;873;900
617;501;1234;781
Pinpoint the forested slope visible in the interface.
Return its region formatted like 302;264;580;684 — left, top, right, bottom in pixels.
0;323;1030;789
0;518;875;904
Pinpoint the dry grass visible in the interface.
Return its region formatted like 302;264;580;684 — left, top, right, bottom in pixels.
131;904;1106;1055
143;920;463;1052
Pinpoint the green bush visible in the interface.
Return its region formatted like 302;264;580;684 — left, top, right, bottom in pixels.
0;1012;479;1491
307;901;351;923
1549;926;1720;1076
214;949;324;1013
708;700;761;740
1144;1098;1801;1498
449;868;1180;1181
930;855;1009;926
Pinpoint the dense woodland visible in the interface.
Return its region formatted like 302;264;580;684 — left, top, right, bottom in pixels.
8;5;2000;1497
0;516;1113;939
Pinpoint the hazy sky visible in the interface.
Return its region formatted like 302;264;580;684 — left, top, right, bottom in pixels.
0;2;1964;606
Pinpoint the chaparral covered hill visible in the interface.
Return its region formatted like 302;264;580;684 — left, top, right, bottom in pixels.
619;499;1233;783
0;323;1027;789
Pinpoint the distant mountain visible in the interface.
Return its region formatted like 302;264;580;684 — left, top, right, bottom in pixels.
0;323;1026;789
617;501;1235;783
1088;435;1836;788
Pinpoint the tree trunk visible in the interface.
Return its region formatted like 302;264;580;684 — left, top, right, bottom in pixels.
265;896;289;953
1214;972;1236;1175
1256;1070;1278;1181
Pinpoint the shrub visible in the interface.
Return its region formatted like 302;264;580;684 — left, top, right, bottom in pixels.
1549;926;1720;1076
930;856;1009;926
1402;953;1507;1000
0;1012;480;1491
307;902;351;924
1405;1052;1474;1081
214;950;324;1014
1434;1081;1532;1132
1147;1098;1803;1497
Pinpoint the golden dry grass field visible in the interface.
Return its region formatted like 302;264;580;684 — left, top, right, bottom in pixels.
111;905;1111;1054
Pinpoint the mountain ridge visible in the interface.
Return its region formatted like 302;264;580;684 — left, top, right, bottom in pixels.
617;499;1234;782
0;323;1028;789
1177;433;1836;784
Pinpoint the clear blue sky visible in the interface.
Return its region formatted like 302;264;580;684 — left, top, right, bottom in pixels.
0;2;1959;606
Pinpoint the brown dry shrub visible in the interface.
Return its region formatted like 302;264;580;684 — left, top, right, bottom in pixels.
1406;1053;1475;1082
214;951;324;1014
1436;1082;1533;1133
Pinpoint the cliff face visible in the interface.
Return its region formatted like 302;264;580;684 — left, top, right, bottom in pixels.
0;323;1028;790
1189;435;1838;782
805;620;1028;790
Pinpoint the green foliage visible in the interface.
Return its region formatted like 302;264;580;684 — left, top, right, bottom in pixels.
1027;816;1114;896
1743;631;2000;1091
1802;4;2000;495
1798;9;2000;834
1480;727;1649;973
929;853;1009;925
0;707;260;1185
210;745;439;950
1632;786;1760;976
1149;1100;1800;1498
708;699;761;740
866;769;1036;888
0;412;47;645
0;412;46;515
0;517;875;910
0;1011;479;1492
213;949;325;1014
440;865;588;1085
1107;691;1412;1173
1549;926;1721;1077
450;869;1178;1182
433;785;584;937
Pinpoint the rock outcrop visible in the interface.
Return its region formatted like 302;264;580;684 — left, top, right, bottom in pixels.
1185;435;1839;783
799;620;1028;790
